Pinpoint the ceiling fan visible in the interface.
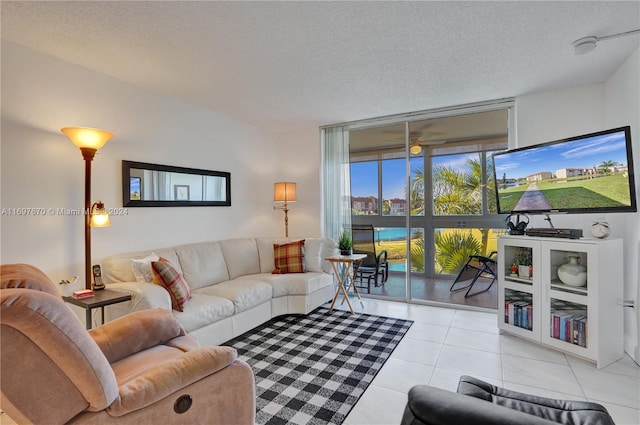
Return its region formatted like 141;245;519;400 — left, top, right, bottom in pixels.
408;131;448;154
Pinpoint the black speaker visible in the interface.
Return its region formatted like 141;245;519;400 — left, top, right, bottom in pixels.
506;214;529;235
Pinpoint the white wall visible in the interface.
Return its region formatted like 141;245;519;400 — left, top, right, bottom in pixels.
0;41;302;282
604;47;640;362
273;127;323;239
515;47;640;362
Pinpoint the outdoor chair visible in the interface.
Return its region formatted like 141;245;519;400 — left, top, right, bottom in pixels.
351;224;389;293
449;251;497;297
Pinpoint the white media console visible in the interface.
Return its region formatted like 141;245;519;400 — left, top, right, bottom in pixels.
497;235;623;368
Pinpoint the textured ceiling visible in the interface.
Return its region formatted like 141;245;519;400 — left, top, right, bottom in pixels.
2;1;639;134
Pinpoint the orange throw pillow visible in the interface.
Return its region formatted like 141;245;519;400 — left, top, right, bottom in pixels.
272;240;306;274
151;258;191;312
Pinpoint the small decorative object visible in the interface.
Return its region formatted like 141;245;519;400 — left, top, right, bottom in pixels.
514;247;532;278
58;276;82;297
557;254;587;287
510;263;518;275
529;264;533;278
72;289;94;299
338;229;353;256
591;221;610;239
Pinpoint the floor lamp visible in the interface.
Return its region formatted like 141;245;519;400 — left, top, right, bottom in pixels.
61;127;113;290
273;182;296;237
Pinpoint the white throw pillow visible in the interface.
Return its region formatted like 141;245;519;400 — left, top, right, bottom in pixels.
131;252;159;283
303;239;324;273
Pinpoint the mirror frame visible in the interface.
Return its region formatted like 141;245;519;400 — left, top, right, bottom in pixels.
122;160;231;207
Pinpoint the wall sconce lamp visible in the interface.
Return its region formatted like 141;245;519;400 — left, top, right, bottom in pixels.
61;127;113;290
273;182;296;237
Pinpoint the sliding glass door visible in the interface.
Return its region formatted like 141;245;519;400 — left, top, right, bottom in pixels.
347;103;512;308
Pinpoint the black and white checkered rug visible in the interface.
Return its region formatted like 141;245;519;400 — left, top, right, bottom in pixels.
224;306;413;425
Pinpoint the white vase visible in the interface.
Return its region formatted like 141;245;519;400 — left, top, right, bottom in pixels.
518;265;530;279
557;255;587;287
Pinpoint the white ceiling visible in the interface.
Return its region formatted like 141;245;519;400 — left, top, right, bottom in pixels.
2;1;639;135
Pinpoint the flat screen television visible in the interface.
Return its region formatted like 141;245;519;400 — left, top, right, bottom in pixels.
492;126;637;215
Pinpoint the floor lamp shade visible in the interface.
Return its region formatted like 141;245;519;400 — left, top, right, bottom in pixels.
274;182;297;203
90;201;111;227
61;127;113;151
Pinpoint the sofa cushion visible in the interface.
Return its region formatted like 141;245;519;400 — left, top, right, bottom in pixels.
174;242;229;290
219;239;261;279
172;293;235;333
102;248;181;284
321;239;338;274
257;238;328;274
150;258;191;312
303;238;324;273
131;253;159;283
257;238;289;273
196;279;272;313
272;240;306;274
253;272;333;297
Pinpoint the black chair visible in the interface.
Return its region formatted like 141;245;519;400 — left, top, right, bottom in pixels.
401;375;615;425
450;251;497;297
351;225;388;293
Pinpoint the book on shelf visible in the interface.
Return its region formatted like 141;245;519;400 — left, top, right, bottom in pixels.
504;298;533;331
550;309;587;348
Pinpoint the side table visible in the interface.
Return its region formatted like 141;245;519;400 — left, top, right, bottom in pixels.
63;289;132;330
326;254;366;314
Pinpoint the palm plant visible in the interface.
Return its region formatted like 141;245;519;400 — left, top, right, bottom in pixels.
338;229;352;254
598;160;621;175
434;230;482;274
407;153;494;273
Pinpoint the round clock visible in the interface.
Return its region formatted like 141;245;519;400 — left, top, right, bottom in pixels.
591;221;610;239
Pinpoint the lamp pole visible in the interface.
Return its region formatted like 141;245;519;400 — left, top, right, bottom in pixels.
62;127;113;291
81;148;97;290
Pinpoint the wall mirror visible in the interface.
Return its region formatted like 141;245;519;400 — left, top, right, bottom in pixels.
122;160;231;207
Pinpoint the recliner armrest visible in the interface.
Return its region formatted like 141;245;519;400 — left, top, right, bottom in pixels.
458;375;615;425
107;346;238;417
402;385;557;425
90;308;186;363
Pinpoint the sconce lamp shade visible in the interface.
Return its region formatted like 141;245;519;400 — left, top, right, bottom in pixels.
89;201;111;227
61;127;114;150
274;182;297;203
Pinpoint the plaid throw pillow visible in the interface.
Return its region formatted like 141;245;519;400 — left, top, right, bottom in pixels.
272;239;306;274
151;258;191;312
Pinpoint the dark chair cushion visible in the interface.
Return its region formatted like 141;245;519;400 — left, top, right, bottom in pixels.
402;385;557;425
457;375;615;425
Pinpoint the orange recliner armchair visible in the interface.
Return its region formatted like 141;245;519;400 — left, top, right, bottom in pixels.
0;264;255;425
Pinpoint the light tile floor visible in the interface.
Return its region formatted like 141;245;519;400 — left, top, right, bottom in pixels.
337;298;640;425
2;298;638;425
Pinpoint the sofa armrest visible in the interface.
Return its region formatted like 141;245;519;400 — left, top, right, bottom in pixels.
106;346;238;417
89;308;187;363
401;385;557;425
104;281;172;314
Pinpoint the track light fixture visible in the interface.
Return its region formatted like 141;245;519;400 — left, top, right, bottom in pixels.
572;28;640;55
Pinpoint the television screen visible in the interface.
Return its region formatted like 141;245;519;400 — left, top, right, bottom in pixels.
492;126;637;214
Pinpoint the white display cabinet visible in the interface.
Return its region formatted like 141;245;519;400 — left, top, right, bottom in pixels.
498;235;623;368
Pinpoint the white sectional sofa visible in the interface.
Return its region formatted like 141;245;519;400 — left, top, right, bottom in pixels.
101;237;337;346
